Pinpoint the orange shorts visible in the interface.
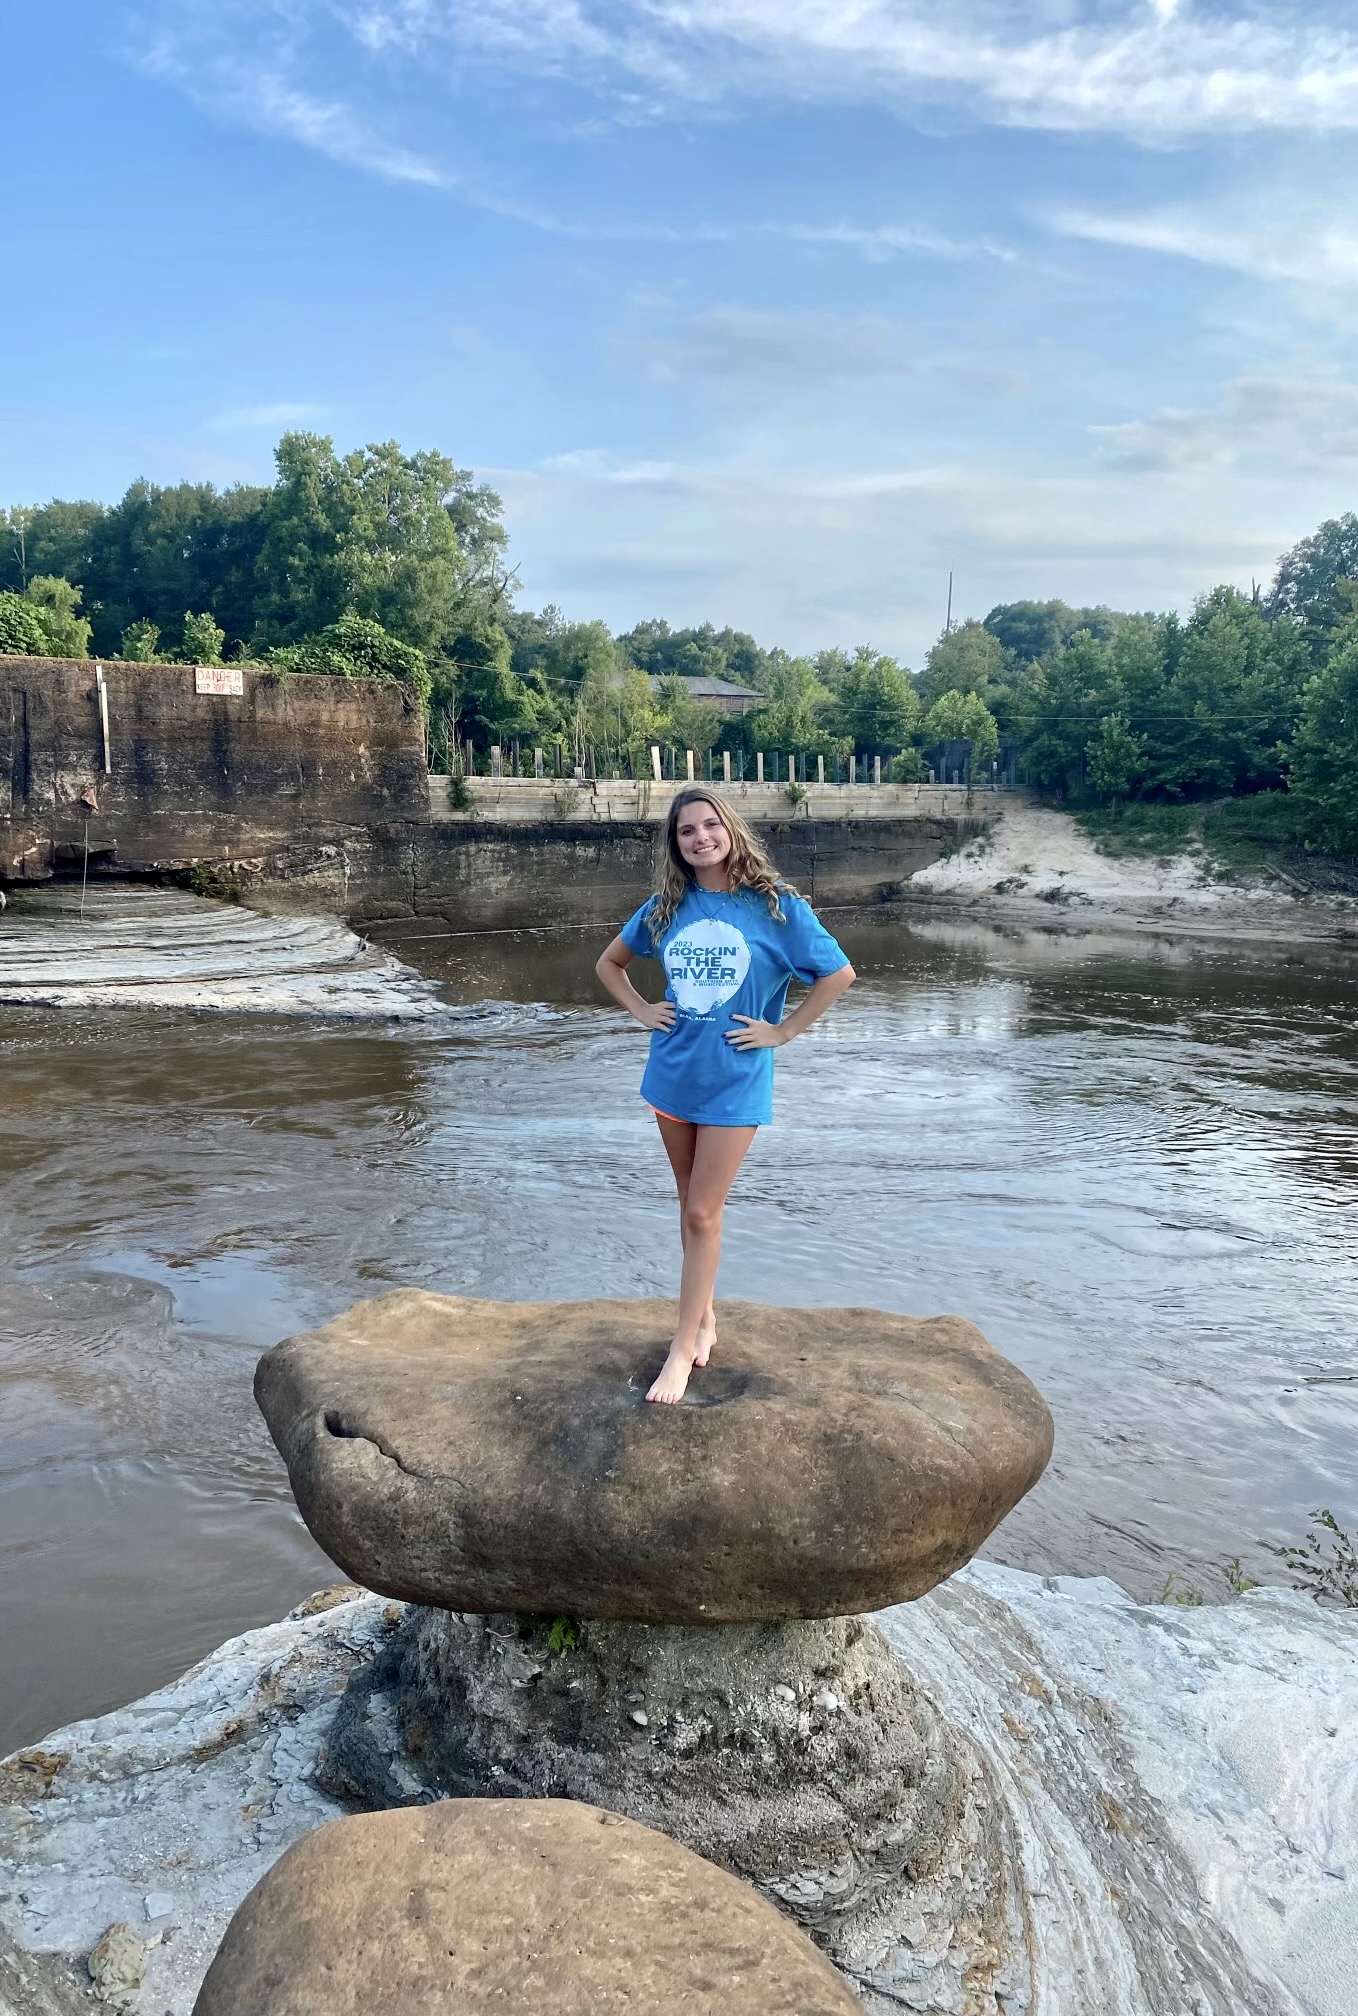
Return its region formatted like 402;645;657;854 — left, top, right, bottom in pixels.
648;1105;759;1129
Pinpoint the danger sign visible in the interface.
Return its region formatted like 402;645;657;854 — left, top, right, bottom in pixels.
194;667;244;696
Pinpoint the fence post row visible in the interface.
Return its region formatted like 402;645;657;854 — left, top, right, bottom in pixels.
450;740;1001;788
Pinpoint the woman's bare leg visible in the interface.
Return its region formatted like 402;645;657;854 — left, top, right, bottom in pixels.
647;1124;757;1405
654;1114;716;1365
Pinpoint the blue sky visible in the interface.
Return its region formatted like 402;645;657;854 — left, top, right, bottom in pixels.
5;2;1358;660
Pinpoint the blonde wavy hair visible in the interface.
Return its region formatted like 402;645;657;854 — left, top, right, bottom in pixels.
646;786;800;941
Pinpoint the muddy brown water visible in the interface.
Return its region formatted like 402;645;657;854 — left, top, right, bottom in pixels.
2;905;1357;1752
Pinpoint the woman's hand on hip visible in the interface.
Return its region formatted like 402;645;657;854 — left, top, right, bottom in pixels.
635;999;676;1033
725;1015;784;1050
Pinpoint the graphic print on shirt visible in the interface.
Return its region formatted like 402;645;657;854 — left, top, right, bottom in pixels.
663;917;752;1016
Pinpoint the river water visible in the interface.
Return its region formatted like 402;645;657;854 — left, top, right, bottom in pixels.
3;903;1357;1752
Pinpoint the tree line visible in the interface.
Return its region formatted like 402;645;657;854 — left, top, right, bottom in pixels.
3;433;1358;857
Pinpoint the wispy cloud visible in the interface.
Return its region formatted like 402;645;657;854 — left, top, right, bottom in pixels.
628;305;1024;399
439;202;1012;263
1051;201;1358;293
207;400;329;431
134;3;1358;151
1092;373;1358;472
528;446;976;503
785;221;1016;264
134;11;447;185
133;13;1023;259
640;308;922;386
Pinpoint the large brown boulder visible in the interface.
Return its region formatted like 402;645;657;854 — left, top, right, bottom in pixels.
255;1291;1052;1623
192;1799;860;2015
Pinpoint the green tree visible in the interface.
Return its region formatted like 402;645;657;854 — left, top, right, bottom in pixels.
1144;589;1306;800
22;576;92;658
540;620;620;702
252;434;352;645
334;439;474;652
1;500;103;601
70;481;268;655
922;689;1000;769
120;618;161;661
1267;513;1358;654
1009;631;1117;794
438;607;543;751
575;662;658;771
831;647;920;750
984;599;1125;665
754;656;836;754
651;674;723;760
620;619;770;691
252;433;506;656
983;599;1074;665
181;610;226;664
1289;636;1358;856
0;590;49;654
1086;712;1145;806
917;620;1006;707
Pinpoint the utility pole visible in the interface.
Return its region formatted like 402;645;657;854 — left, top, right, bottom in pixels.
945;570;954;634
9;508;30;590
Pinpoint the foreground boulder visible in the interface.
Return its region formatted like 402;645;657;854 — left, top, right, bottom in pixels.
192;1799;860;2016
255;1291;1053;1622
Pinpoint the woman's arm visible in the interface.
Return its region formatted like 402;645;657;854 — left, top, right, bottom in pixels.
726;963;856;1050
595;935;676;1033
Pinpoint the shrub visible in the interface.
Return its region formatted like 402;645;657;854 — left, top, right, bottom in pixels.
25;576;92;658
1270;1509;1358;1608
120;619;162;662
0;590;49;655
181;611;226;665
271;610;430;707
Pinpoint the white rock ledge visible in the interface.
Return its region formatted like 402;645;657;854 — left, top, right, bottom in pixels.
1;1567;1353;2015
0;888;445;1019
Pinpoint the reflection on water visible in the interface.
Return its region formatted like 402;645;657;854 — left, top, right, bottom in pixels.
2;910;1357;1750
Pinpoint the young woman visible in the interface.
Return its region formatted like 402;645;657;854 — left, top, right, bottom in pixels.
596;786;856;1404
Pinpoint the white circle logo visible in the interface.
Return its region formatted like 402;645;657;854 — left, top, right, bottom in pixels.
664;918;752;1015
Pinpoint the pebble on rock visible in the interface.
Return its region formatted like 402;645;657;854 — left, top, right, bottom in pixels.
88;1924;146;2006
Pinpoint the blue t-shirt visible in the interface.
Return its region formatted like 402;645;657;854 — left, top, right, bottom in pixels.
618;885;850;1126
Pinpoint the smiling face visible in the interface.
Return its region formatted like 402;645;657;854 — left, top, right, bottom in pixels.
672;798;733;880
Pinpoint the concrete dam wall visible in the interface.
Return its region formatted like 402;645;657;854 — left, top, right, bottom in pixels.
355;778;989;933
0;660;991;928
0;657;429;883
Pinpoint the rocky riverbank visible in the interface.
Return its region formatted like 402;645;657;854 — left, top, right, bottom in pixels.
2;1569;1353;2016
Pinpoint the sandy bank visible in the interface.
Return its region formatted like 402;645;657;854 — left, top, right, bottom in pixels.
902;799;1358;946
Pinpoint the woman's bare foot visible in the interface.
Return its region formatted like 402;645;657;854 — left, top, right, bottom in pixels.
692;1310;717;1369
647;1343;698;1404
